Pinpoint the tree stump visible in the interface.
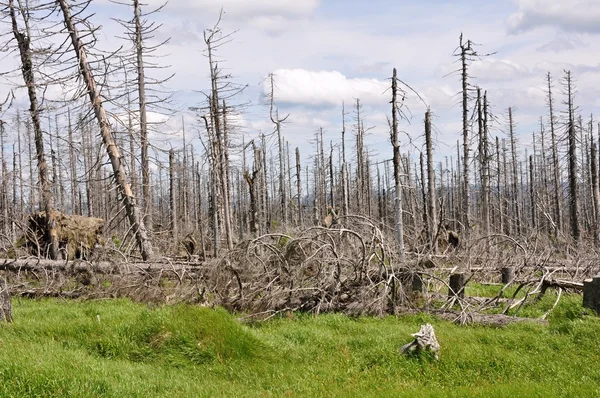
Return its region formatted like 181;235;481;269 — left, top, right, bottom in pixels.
401;323;440;359
0;278;13;323
411;273;425;294
501;267;515;284
583;275;600;315
449;272;466;298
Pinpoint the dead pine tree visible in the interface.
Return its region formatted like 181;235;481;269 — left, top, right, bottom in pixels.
590;116;600;244
507;108;522;236
8;0;59;259
169;148;177;241
424;111;438;252
244;142;261;237
57;0;153;260
546;72;563;237
295;147;303;227
268;73;290;228
452;34;494;237
391;68;405;261
475;88;491;241
204;36;231;248
112;0;175;233
341;103;350;217
563;71;580;244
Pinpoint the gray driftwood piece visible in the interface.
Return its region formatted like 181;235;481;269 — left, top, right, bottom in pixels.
0;277;13;322
401;323;439;359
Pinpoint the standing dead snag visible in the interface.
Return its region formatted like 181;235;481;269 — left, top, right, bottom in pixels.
391;68;405;261
57;0;153;260
0;278;12;323
401;324;440;360
8;0;59;260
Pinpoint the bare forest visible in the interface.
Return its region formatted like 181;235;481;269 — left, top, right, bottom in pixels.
0;1;598;322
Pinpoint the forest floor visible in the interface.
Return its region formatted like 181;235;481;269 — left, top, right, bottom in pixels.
0;291;599;397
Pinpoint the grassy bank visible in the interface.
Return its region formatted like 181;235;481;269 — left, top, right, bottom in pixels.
0;296;598;397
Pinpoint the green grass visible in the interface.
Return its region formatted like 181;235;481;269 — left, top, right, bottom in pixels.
0;297;599;397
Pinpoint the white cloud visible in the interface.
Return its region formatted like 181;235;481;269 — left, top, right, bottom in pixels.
536;35;589;52
120;0;319;20
508;0;600;33
470;58;531;82
266;69;389;107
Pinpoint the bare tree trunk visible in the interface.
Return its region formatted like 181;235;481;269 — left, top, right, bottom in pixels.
460;35;471;235
565;71;580;243
169;149;177;241
67;110;78;215
547;73;563;236
196;161;207;260
419;153;429;240
508;108;522;236
539;117;550;233
181;118;189;232
391;68;405;261
245;144;261;237
425;111;437;252
296;147;303;227
593;121;600;244
9;0;58;259
481;92;490;239
529;155;537;230
132;0;153;232
341;104;349;216
16;112;24;218
268;74;289;227
58;0;153;260
329;142;335;212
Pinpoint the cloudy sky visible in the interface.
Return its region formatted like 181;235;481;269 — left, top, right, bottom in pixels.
6;0;600;165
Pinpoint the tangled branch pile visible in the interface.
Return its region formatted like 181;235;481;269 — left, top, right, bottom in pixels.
209;216;418;318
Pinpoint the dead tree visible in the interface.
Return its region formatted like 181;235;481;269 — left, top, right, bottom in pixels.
564;71;580;243
480;91;490;239
547;73;563;236
341;104;350;217
57;0;153;260
244;143;261;237
112;0;174;232
295;147;303;227
591;116;600;244
452;34;493;236
458;34;473;234
8;0;58;259
425;111;437;252
268;73;290;227
391;68;405;261
508;108;522;236
169;148;177;240
200;13;243;250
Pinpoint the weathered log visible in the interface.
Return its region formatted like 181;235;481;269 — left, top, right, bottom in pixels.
543;279;584;291
433;310;548;327
0;259;203;275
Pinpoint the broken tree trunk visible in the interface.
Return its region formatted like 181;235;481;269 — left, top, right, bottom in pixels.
57;0;153;260
0;278;12;323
